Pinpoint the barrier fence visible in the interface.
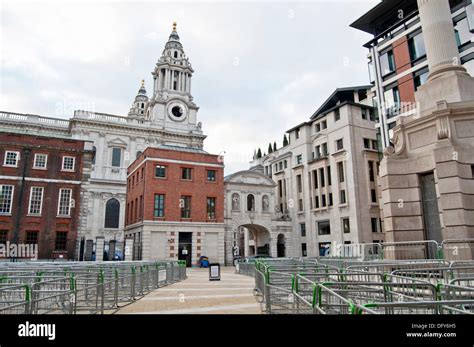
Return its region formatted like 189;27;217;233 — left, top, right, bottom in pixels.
0;260;187;314
235;239;474;315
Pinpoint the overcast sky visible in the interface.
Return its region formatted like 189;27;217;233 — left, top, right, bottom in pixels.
0;0;379;175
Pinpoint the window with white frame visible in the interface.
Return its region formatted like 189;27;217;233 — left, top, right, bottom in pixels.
28;187;44;215
0;185;14;214
33;153;48;169
62;156;75;171
57;188;72;216
4;151;19;167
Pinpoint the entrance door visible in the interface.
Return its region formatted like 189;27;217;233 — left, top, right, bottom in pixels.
420;172;442;258
178;232;193;267
277;234;286;257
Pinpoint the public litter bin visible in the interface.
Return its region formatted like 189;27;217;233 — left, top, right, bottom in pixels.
209;263;220;281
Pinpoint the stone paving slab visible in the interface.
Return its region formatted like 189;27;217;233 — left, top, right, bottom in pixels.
116;267;262;314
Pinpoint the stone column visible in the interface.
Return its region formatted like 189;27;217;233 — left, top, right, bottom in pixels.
417;0;465;80
244;228;249;257
124;237;134;261
95;237;105;262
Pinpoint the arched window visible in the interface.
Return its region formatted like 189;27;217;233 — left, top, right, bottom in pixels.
231;193;240;211
104;198;120;229
247;194;255;212
262;195;269;212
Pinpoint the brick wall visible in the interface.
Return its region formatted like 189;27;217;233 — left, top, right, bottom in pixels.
0;133;89;259
126;147;224;225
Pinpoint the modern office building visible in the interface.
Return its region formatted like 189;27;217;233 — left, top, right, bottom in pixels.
0;133;93;259
351;0;474;148
379;0;474;260
125;146;225;266
254;86;383;257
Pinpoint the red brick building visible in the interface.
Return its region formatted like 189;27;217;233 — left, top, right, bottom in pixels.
125;145;225;266
0;133;93;259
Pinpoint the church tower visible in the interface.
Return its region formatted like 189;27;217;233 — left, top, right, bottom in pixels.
146;22;204;147
128;79;148;119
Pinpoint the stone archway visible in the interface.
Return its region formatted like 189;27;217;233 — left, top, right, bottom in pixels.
236;224;271;257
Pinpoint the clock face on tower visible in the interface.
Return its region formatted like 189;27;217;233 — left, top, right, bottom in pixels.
167;101;188;122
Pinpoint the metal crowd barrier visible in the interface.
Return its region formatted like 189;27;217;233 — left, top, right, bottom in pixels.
252;253;474;315
0;260;187;314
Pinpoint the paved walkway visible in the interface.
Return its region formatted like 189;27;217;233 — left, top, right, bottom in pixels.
116;267;262;314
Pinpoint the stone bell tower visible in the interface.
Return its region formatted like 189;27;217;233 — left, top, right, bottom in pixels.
380;0;474;259
146;22;205;148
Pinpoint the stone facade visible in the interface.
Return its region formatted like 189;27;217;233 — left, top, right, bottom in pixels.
257;86;384;257
0;23;206;259
224;169;292;265
380;0;474;260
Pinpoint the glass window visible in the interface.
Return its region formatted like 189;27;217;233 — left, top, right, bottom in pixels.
342;218;350;233
414;70;429;90
321;120;327;130
322;143;328;156
153;194;165;217
368;161;375;182
111;148;121;167
296;155;303;165
337;162;344;183
181;168;192;180
295;128;300;139
371;218;379;233
155;165;166;178
207;197;216;219
336;139;344;151
319;242;331;256
319;168;325;188
0;230;7;245
57;188;72;216
408;32;426;61
4;151;19;167
328;193;333;206
104;198;120;228
25;231;38;245
33;154;47;169
340;189;347;204
455;17;471;47
315;123;321;132
318;220;331;235
300;223;306;237
180;196;191;218
55;231;68;251
364;138;371;149
0;185;14;214
62;156;75;171
297;175;302;193
28;186;44;215
384;86;400;117
371;189;377;203
380;50;395;76
361;108;368;120
334;108;340;122
327;166;332;186
301;243;307;257
207;170;216;182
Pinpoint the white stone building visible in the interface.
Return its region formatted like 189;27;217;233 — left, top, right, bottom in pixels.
256;86;384;257
0;23;206;260
224;169;292;265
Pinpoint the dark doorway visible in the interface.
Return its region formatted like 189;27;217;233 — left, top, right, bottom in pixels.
178;232;193;267
277;234;286;257
420;172;442;258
